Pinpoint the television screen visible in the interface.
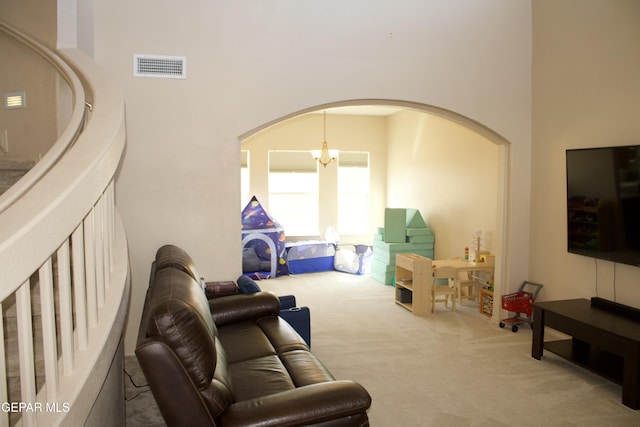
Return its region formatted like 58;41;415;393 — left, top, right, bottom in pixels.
566;145;640;267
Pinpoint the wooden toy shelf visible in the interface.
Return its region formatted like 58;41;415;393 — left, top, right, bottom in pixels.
395;253;432;315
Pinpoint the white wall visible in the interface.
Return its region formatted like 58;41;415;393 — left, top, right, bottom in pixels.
0;0;57;48
0;28;58;162
531;0;640;305
386;110;499;261
87;0;532;353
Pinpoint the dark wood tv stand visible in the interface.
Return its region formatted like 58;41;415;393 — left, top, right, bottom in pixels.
532;298;640;409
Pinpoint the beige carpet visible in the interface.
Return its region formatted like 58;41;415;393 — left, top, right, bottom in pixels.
125;271;640;426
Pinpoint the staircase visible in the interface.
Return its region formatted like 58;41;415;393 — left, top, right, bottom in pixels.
3;278;48;426
0;160;35;196
1;21;129;427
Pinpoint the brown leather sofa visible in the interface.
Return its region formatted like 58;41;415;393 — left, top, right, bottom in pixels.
136;245;372;426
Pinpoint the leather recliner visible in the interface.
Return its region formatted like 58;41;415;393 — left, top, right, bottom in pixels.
136;245;372;426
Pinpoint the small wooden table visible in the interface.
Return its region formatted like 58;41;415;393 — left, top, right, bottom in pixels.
532;299;640;409
431;258;495;275
432;258;495;303
394;256;496;315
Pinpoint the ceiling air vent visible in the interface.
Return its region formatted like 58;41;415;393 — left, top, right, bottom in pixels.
134;54;186;79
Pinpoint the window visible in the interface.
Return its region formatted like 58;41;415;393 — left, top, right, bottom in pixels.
240;150;250;208
268;151;319;236
338;152;370;235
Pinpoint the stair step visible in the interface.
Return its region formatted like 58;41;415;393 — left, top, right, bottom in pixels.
0;159;35;195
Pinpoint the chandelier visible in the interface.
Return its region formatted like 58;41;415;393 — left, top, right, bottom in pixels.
311;111;339;167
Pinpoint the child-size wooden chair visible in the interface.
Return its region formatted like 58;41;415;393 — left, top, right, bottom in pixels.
431;266;458;313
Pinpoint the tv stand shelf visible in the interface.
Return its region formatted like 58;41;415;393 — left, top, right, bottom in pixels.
532;298;640;409
543;339;623;385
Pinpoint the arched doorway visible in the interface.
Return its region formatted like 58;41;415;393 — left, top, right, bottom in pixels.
239;99;510;315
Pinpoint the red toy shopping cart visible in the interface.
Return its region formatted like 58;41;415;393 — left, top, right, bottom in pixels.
499;281;543;332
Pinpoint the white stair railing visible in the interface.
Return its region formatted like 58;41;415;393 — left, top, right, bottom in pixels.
0;22;128;427
0;21;86;214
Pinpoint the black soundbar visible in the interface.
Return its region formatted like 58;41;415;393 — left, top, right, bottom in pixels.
591;297;640;322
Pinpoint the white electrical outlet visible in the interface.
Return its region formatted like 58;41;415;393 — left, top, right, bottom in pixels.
0;129;8;154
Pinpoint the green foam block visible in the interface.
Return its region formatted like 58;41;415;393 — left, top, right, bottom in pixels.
406;228;433;236
405;209;427;228
407;235;435;244
384;208;406;243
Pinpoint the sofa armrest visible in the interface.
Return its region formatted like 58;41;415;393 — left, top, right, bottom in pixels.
205;281;240;299
135;339;219;426
278;294;297;310
209;291;281;326
218;380;371;427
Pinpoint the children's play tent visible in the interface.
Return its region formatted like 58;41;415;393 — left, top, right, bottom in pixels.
241;196;289;278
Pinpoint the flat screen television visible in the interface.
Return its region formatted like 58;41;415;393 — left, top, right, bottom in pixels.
566;145;640;267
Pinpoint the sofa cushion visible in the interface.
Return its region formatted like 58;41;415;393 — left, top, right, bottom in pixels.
217;320;277;364
229;355;296;401
146;268;218;383
139;267;236;420
256;316;309;354
237;274;262;294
